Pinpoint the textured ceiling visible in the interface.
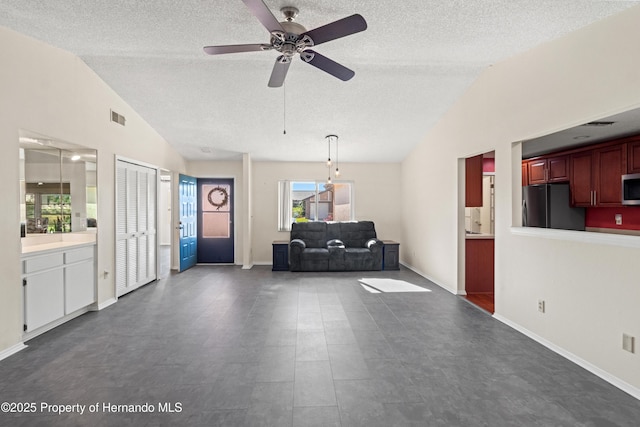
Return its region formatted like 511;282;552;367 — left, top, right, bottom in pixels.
1;1;638;162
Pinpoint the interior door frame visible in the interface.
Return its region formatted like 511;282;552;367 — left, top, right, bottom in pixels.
158;169;173;280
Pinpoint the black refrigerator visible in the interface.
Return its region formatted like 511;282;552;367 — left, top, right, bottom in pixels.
522;183;585;230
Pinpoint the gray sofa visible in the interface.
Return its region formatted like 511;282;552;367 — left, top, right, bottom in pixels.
289;221;384;271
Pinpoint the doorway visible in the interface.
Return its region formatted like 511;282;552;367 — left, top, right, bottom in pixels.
463;152;495;313
197;178;234;263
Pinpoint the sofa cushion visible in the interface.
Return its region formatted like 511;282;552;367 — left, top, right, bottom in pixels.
338;221;377;248
291;222;327;248
300;248;329;271
344;247;374;270
326;222;342;241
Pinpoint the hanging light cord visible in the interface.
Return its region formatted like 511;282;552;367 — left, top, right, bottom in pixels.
283;82;287;135
335;136;340;176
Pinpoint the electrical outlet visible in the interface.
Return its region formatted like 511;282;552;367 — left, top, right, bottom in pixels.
538;300;545;313
615;214;622;225
622;334;635;353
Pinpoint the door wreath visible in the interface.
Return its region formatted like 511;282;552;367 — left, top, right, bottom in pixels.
207;186;229;210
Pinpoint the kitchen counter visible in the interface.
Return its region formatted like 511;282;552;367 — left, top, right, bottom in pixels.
21;232;96;256
22;240;95;256
465;233;494;239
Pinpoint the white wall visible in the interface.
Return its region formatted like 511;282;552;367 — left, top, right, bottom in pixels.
251;161;402;264
401;6;640;391
0;26;186;355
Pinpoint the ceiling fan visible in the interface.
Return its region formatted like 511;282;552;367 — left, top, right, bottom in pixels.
203;0;367;87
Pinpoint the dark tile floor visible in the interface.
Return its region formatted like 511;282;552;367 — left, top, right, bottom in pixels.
1;266;639;426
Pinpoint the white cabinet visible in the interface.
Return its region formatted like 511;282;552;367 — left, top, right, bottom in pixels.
24;268;64;332
64;247;95;314
22;244;96;336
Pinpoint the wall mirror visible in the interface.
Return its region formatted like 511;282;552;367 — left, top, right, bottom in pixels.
19;132;97;235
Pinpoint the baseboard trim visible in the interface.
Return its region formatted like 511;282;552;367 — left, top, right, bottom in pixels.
400;262;460;295
242;264;254;270
0;342;27;362
93;297;117;311
23;307;91;342
493;314;640;401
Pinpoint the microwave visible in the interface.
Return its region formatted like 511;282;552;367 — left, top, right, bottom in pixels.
622;173;640;205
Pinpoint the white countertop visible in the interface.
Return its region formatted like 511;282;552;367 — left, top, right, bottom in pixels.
465;233;495;239
21;240;95;256
21;232;96;256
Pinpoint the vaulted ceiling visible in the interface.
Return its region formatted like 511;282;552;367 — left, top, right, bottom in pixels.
2;1;638;162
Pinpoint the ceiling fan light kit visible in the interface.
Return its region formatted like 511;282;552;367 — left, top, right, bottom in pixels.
203;0;367;87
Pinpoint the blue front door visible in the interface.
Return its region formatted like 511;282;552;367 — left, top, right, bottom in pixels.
179;174;198;271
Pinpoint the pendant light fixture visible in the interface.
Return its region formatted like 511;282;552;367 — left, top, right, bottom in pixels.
325;134;339;185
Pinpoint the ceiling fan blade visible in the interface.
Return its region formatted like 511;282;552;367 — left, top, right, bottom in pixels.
241;0;285;33
203;44;271;55
301;14;367;46
268;57;291;88
300;50;355;81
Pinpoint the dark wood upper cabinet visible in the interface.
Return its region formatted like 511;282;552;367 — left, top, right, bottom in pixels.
594;144;626;206
527;159;547;184
522;162;529;187
465;155;483;207
570;143;626;207
526;155;569;185
570;151;593;207
548;156;570;182
627;139;640;173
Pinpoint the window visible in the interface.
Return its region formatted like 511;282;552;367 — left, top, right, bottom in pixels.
278;180;354;231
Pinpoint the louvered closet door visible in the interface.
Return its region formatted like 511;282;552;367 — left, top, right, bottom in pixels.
116;160;157;297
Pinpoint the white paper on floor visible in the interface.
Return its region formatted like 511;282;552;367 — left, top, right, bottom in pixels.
358;278;432;293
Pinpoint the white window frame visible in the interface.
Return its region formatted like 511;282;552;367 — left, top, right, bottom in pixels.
278;180;354;231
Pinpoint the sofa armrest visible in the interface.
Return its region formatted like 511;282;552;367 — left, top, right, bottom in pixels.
290;238;306;253
365;238;384;251
367;238;384;271
327;239;344;247
289;239;306;272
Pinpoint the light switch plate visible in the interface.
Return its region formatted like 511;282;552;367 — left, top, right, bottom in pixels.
623;334;635;353
615;214;622;225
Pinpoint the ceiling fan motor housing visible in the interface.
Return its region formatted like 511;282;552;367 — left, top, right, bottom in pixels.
270;8;314;63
